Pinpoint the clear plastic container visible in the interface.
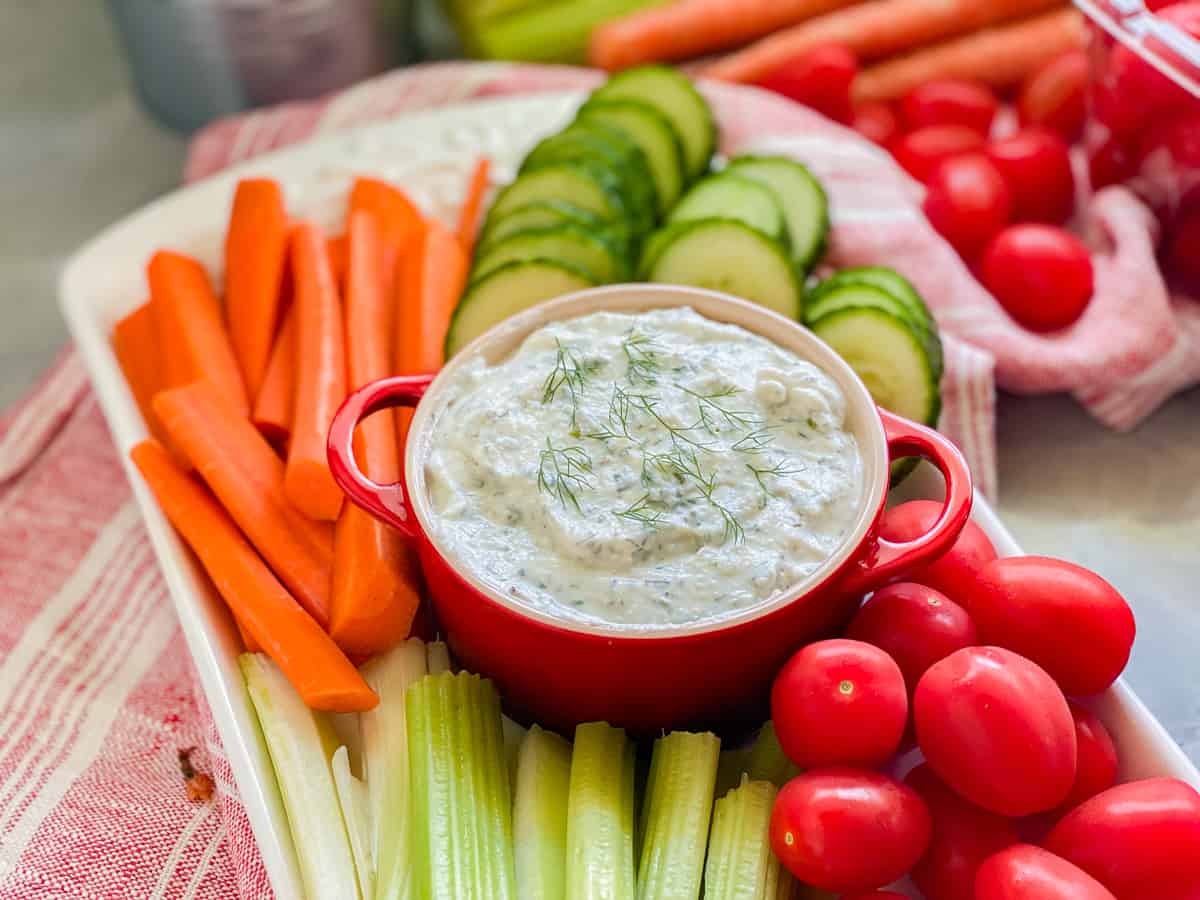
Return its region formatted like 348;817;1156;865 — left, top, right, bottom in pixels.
1076;0;1200;287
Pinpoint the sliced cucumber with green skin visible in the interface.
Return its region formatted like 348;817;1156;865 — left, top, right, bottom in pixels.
592;65;715;180
725;155;829;272
641;218;802;320
577;98;686;216
809;305;941;427
489;163;630;228
804;283;943;381
445;259;597;358
808;266;933;326
472;225;626;283
668;173;788;245
479;201;615;253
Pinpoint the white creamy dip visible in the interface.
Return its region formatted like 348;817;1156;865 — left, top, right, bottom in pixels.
424;308;864;628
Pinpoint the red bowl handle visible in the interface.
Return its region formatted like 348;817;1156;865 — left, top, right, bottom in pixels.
840;408;974;596
327;374;436;540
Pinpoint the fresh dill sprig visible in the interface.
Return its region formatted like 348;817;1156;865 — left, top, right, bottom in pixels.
622;332;660;385
537;439;593;511
679;385;761;435
622;387;712;450
746;459;803;498
648;448;744;544
615;493;664;529
731;426;776;454
541;339;601;430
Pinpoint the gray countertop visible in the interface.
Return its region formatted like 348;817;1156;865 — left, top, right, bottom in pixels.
4;5;1198;762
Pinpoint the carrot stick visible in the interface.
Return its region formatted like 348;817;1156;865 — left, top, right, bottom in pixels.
224;179;288;401
112;302;169;444
590;0;858;70
234;616;263;654
148;250;249;416
348;178;423;289
455;158;492;257
285;223;347;521
327;233;349;293
252;306;296;446
853;9;1085;102
154;381;335;625
704;0;1068;85
130;440;375;712
330;211;423;656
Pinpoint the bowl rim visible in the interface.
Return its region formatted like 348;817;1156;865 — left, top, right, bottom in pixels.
403;283;890;639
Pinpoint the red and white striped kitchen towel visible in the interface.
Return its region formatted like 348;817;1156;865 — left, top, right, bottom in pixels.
1;62;1197;900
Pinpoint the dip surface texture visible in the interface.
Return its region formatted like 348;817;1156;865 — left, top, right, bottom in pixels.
424;308;864;628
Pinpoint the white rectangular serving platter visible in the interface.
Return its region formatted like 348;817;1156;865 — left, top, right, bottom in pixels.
59;92;1200;900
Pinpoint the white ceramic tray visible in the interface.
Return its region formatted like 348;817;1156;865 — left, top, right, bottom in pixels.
59;92;1200;900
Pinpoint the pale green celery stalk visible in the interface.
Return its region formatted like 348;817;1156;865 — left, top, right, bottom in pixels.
474;0;671;64
426;640;452;674
360;637;427;900
502;715;529;791
407;671;516;900
744;723;799;788
715;747;751;798
565;721;638;900
762;844;804;900
240;653;361;900
332;745;375;900
636;731;721;900
514;726;573;899
702;776;779;900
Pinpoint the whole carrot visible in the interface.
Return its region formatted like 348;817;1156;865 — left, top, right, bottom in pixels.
854;9;1086;102
131;440;375;712
704;0;1068;85
224;179;288;400
148;250;249;416
455;158;492;257
252;306;296;446
285;224;348;521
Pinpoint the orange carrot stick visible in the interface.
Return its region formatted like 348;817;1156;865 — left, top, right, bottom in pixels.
148;250;249;416
349;178;423;256
234;616;263;654
130;440;375;712
590;0;858;70
252;306;297;446
154;380;334;625
224;179;288;401
455;158;492;257
853;9;1086;102
327;233;349;293
285;224;347;521
112;302;169;444
704;0;1068;85
330;211;422;656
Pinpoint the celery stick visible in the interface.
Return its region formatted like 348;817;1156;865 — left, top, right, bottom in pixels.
637;731;720;900
241;653;361;900
333;745;375;900
715;747;750;798
427;640;452;674
406;671;516;900
566;721;637;900
703;776;779;900
744;723;799;788
360;638;427;900
514;726;573;899
474;0;670;64
503;715;529;791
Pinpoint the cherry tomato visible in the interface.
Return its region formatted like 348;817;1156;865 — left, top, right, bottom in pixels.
878;500;998;604
771;639;907;768
840;894;908;900
967;556;1135;695
906;764;1018;900
980;225;1094;333
771;768;932;892
986;128;1076;225
914;647;1076;817
1166;204;1200;290
923;153;1012;259
1088;133;1139;191
846;583;976;695
757;44;858;124
852;101;900;146
1045;778;1200;899
1137;112;1200;216
890;125;986;183
1018;51;1089;142
900;79;999;135
975;845;1118;900
1055;703;1119;815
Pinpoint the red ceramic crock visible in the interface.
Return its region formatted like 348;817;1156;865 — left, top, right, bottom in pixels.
328;284;972;735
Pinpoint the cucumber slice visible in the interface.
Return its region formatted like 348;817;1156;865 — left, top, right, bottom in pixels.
445;259;598;358
809;305;941;426
804;283;943;382
668;173;788;244
577;98;687;215
489;163;629;226
637;731;721;900
565;722;637;900
642;218;802;320
240;653;360;900
406;671;516;900
514;726;573;900
809;266;933;327
480;200;611;252
725;155;829;272
592;66;715;179
703;776;779;900
473;225;627;283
